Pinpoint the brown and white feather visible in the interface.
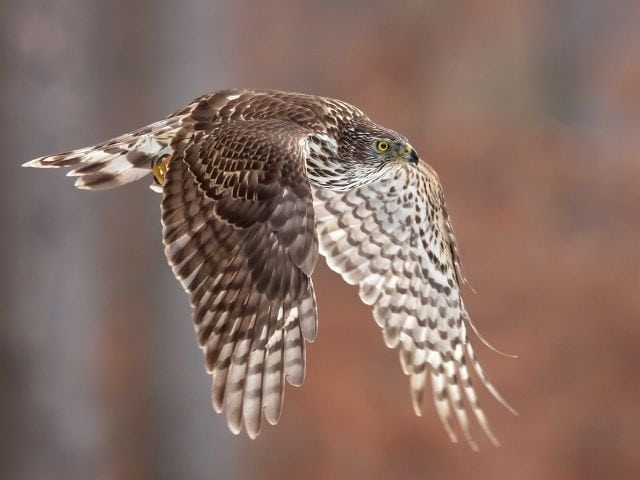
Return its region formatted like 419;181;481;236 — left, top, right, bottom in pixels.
312;162;515;450
160;114;319;438
23;88;514;445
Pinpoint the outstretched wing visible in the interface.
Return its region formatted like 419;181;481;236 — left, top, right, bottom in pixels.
162;119;318;438
312;163;515;450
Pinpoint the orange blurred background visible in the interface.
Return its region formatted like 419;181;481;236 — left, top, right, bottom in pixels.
2;1;639;479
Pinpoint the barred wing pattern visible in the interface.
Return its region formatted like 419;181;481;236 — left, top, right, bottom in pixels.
23;87;515;445
161;120;318;438
22;117;183;190
312;163;515;450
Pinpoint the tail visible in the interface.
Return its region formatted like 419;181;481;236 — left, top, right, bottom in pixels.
23;117;184;190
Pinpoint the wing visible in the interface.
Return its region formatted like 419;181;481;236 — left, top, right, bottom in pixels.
161;119;318;438
312;162;515;450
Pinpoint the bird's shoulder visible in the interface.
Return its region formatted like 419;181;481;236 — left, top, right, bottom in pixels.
169;89;366;134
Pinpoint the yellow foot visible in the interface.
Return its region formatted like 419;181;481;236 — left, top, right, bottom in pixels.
152;154;171;186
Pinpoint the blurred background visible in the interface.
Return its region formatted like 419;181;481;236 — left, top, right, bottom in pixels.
1;1;639;479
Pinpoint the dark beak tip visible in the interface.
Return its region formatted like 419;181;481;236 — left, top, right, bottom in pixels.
409;149;419;164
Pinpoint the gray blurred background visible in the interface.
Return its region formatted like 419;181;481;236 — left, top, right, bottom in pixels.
2;1;639;479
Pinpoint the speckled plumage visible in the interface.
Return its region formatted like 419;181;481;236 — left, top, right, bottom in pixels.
24;89;514;447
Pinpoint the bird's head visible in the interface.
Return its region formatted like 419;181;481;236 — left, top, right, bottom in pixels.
339;118;419;170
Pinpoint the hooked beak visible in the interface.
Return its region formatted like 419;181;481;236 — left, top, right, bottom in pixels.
405;145;419;165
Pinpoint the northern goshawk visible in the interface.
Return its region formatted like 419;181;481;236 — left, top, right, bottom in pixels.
24;89;515;449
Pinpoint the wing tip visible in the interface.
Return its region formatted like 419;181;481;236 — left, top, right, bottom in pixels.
285;372;305;388
263;408;282;426
245;426;261;440
227;420;243;436
465;312;518;359
480;375;518;416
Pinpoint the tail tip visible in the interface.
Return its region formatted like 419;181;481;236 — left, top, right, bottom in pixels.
22;158;45;168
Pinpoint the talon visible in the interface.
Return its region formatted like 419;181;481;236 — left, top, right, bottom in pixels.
152;154;171;185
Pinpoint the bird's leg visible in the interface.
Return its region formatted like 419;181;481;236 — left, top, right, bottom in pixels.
152;154;171;185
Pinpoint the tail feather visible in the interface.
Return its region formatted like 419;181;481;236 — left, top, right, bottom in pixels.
23;119;182;190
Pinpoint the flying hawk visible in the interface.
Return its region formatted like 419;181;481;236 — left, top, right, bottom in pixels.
24;89;514;449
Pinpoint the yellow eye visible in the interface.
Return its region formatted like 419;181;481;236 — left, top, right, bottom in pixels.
376;140;389;152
